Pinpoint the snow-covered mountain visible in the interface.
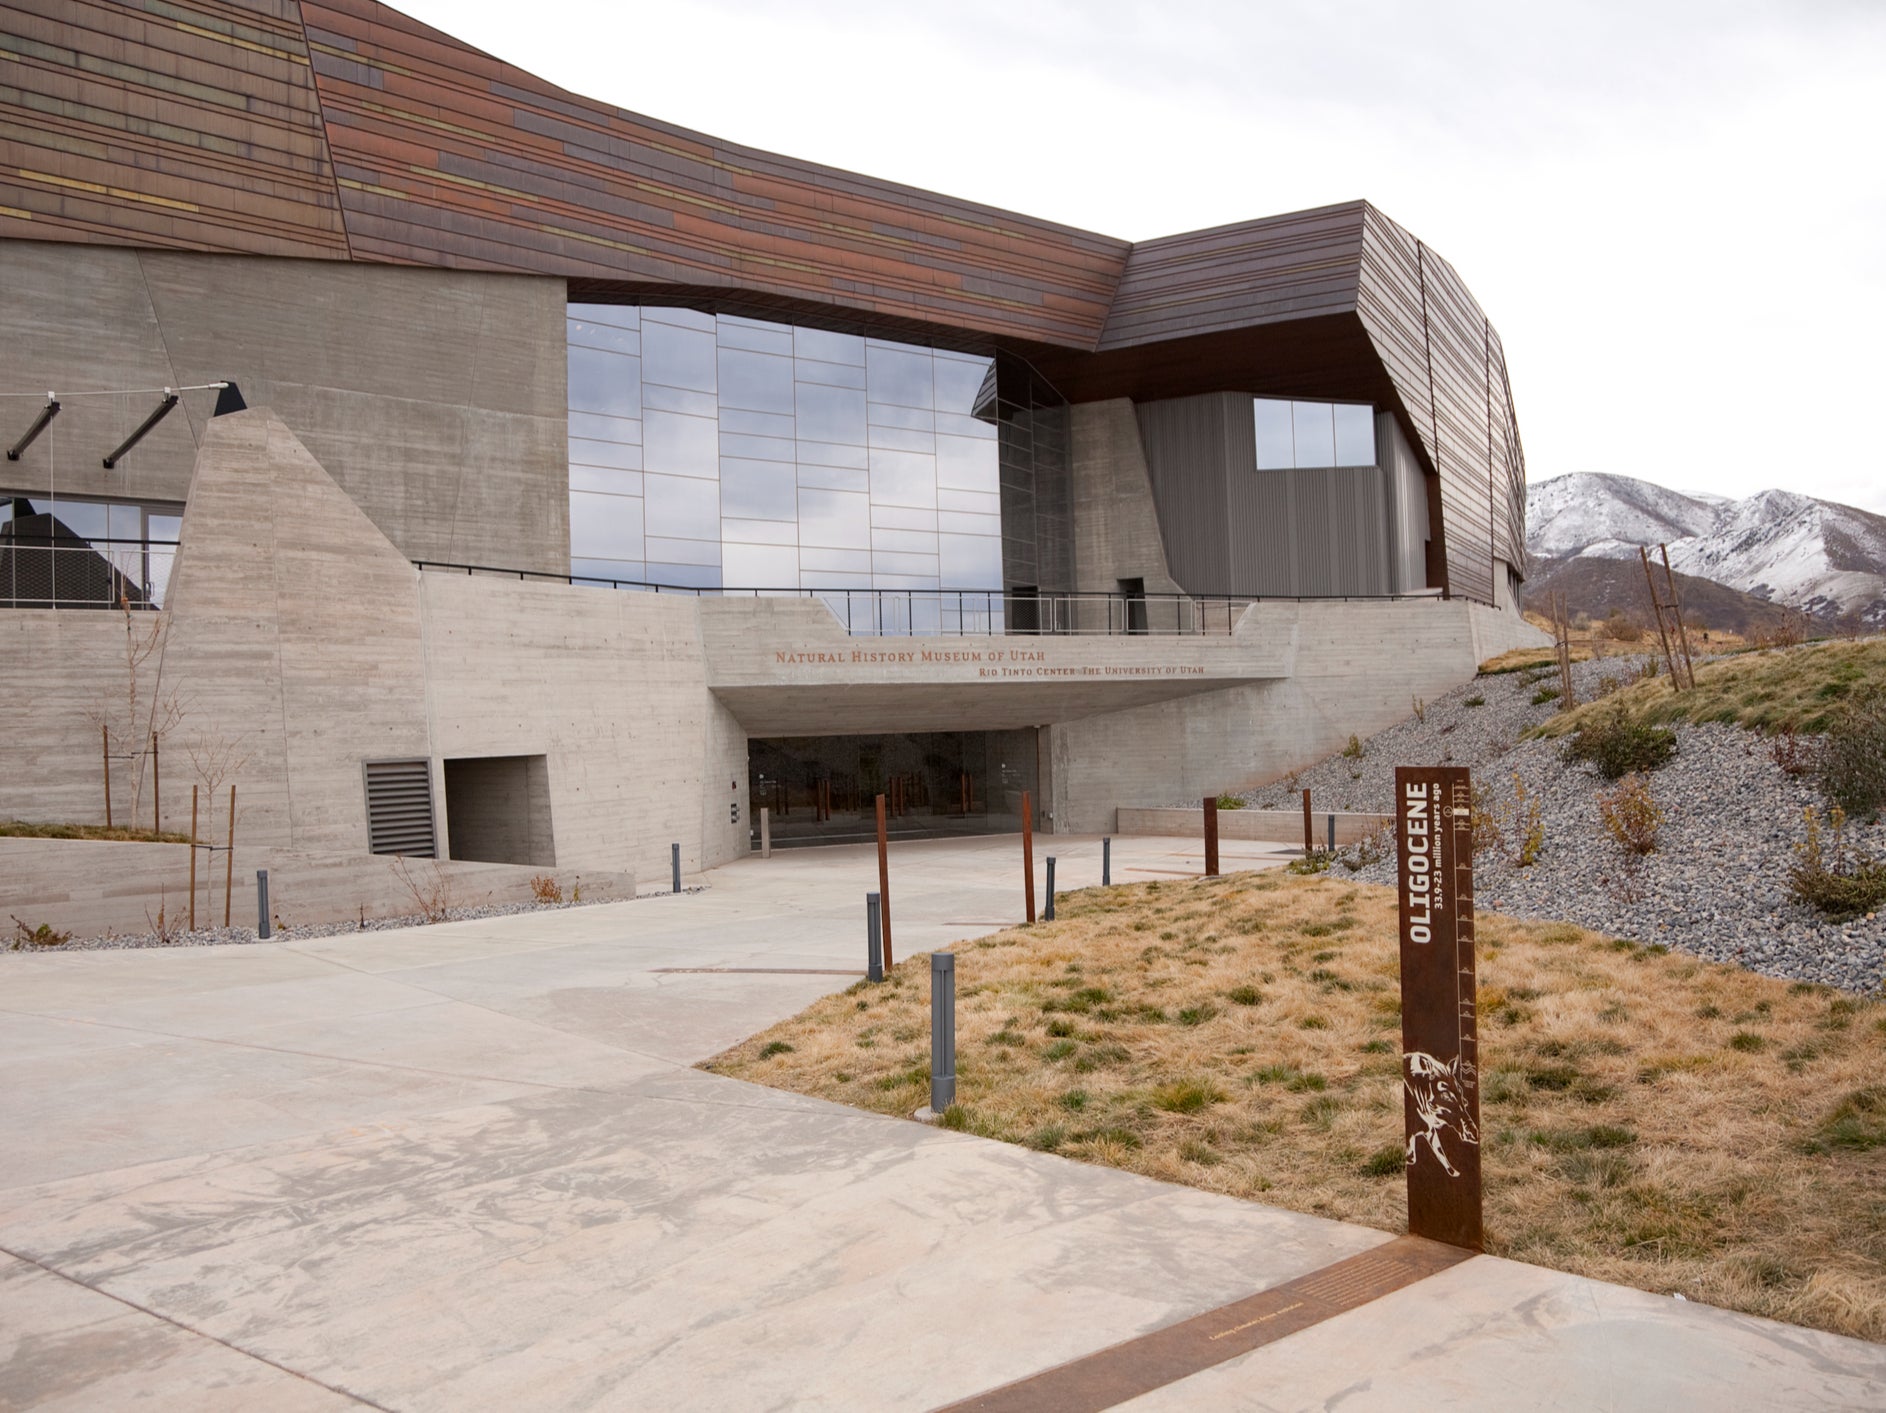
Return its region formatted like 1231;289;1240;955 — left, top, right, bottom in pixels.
1526;473;1886;627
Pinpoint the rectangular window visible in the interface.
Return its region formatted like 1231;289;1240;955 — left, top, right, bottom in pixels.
1253;398;1375;471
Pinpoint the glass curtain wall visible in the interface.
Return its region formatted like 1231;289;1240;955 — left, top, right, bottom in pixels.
568;305;1005;629
749;729;1039;847
991;352;1072;629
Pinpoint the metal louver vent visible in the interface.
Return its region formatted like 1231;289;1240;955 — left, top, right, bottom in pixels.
363;758;436;857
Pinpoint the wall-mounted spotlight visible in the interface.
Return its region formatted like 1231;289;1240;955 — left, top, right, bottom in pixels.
101;389;180;469
5;395;60;462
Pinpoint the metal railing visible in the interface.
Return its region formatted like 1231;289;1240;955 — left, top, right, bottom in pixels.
0;535;177;609
414;561;1433;636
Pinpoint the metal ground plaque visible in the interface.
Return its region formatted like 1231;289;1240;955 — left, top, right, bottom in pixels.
1395;765;1482;1251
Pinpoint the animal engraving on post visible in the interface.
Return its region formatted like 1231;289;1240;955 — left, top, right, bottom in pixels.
1403;1051;1480;1177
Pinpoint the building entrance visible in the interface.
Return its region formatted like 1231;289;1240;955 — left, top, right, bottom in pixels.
749;729;1039;848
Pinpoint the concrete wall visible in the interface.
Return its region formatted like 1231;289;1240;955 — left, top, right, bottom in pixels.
1046;598;1548;833
1068;400;1186;599
1116;807;1391;847
0;838;630;941
0;242;568;573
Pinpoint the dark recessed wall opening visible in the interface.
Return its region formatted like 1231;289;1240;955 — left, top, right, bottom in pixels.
443;755;555;866
750;730;1039;848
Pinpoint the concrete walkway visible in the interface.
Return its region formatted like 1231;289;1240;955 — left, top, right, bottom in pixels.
1;835;1881;1410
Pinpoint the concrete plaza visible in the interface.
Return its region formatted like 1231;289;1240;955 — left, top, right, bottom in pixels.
2;835;1881;1410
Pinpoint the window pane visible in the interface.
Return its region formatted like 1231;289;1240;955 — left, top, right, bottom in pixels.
1334;403;1376;466
643;473;721;539
794;327;866;365
796;382;867;445
719;460;797;520
933;354;991;416
642;411;719;477
798;489;870;546
865;344;934;409
722;541;799;588
643;320;717;392
1253;398;1294;470
1292;401;1336;469
569;491;644;560
568;347;639;418
717;348;794;414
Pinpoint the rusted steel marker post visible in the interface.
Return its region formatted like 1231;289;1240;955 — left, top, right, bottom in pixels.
1301;787;1313;855
1021;790;1036;923
1203;795;1219;877
875;793;894;969
1395;765;1483;1251
102;724;112;828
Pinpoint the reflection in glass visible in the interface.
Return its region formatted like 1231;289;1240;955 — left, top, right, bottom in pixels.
568;306;1002;593
1334;403;1376;466
642;411;719;478
1292;401;1336;468
642;320;717;393
1253;399;1295;470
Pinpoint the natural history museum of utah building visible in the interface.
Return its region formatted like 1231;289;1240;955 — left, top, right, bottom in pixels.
0;0;1544;924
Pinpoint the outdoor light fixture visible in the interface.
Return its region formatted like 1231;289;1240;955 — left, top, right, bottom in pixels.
101;389;180;469
5;395;60;461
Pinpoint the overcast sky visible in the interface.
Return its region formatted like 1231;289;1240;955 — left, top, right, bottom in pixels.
402;0;1886;514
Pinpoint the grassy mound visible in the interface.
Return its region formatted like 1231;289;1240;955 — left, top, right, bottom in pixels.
0;819;190;844
710;872;1886;1341
1532;638;1886;738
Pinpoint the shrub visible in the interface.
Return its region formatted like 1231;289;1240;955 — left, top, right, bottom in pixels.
1594;674;1621;699
529;873;563;905
1816;686;1886;822
1769;729;1816;778
1597;773;1662;856
1565;705;1677;779
1340;733;1365;759
1463;693;1485;708
758;1040;796;1059
1512;775;1545;867
1214;792;1245;810
1788;806;1886;922
1287;851;1332;876
1411;696;1428;724
9;915;72;950
1601;611;1644;642
1531;685;1561;706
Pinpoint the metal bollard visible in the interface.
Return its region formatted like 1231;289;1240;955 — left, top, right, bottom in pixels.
671;842;681;893
1328;814;1336;852
1102;836;1111;886
866;892;884;982
1044;857;1056;920
930;951;956;1112
255;869;271;939
760;806;771;858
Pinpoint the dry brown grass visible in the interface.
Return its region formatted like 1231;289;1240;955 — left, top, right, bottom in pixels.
709;871;1886;1341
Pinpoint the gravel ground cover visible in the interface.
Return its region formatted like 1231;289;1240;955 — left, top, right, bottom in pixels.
5;888;705;955
1233;654;1886;994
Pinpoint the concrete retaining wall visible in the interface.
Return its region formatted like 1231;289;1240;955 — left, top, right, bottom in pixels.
1115;807;1390;847
1;838;633;941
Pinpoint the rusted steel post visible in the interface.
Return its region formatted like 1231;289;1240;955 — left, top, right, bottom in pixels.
1022;790;1036;923
1203;796;1220;877
188;785;199;932
1395;765;1482;1251
151;732;160;834
1659;544;1698;689
1640;546;1679;684
102;724;112;828
223;784;236;927
875;793;894;969
1302;787;1313;854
